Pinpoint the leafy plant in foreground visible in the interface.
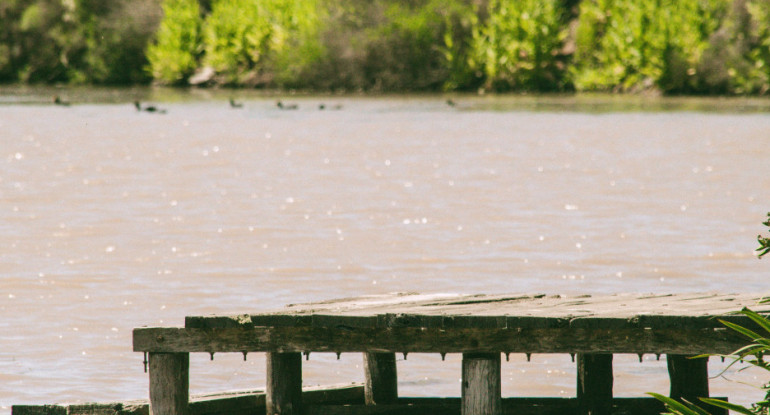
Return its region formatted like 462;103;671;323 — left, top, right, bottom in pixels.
758;213;770;259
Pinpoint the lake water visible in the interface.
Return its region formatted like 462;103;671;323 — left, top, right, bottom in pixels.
1;88;769;413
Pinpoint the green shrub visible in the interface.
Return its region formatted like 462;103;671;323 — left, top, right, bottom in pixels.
572;0;728;93
13;0;69;83
201;0;275;85
471;0;569;91
361;0;475;91
266;0;326;88
276;0;475;92
147;0;202;85
0;0;159;84
736;0;770;94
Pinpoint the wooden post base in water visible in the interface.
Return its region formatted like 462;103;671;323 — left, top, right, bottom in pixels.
148;352;190;415
363;352;398;405
267;352;303;415
668;354;709;408
577;353;614;415
461;353;502;415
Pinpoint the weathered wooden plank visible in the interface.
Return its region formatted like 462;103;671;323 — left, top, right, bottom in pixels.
376;314;444;328
185;315;256;329
303;397;726;415
442;315;507;329
272;292;770;319
461;353;501;415
186;293;770;332
66;403;148;415
188;313;763;332
505;316;570;329
569;318;637;329
133;326;748;355
11;385;365;415
148;353;189;415
312;315;379;329
667;355;710;410
363;353;398;405
266;352;302;415
576;354;613;415
11;405;68;415
10;396;728;415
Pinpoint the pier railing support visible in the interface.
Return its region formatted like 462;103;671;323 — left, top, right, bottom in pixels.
266;352;303;415
667;354;709;409
148;352;189;415
577;353;614;415
363;352;398;405
462;352;502;415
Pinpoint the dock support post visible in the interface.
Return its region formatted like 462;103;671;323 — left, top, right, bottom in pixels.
148;352;189;415
363;352;398;405
266;352;302;415
667;355;709;408
576;353;613;415
461;353;502;415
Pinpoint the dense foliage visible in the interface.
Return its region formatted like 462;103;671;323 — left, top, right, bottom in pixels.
3;0;770;93
470;0;569;92
145;0;202;85
0;0;160;84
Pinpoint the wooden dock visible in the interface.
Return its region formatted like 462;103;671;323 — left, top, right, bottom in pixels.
132;292;769;415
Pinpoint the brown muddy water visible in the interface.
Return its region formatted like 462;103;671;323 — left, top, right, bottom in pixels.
1;88;769;412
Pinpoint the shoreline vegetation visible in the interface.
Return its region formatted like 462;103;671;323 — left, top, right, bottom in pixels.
2;0;770;95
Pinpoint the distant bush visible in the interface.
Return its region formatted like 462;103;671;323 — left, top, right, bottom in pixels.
200;0;270;85
710;0;770;95
0;0;159;84
72;0;160;84
5;0;770;93
359;0;477;91
571;0;729;93
262;0;476;92
471;0;570;92
262;0;325;89
146;0;203;85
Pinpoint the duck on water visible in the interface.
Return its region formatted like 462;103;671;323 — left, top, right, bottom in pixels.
134;101;167;114
276;100;298;110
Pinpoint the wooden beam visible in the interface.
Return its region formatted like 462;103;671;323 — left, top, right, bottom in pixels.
576;353;613;415
134;326;747;355
12;384;366;415
667;355;709;409
266;352;302;415
363;353;398;405
461;353;501;415
148;352;189;415
14;396;730;415
303;397;727;415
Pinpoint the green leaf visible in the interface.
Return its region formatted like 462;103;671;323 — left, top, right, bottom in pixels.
699;398;756;415
740;308;770;335
647;393;709;415
720;319;763;341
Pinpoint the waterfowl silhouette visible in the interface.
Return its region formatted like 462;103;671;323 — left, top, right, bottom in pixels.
318;103;343;110
52;96;70;106
446;98;457;107
229;98;243;108
276;100;298;110
134;101;167;114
